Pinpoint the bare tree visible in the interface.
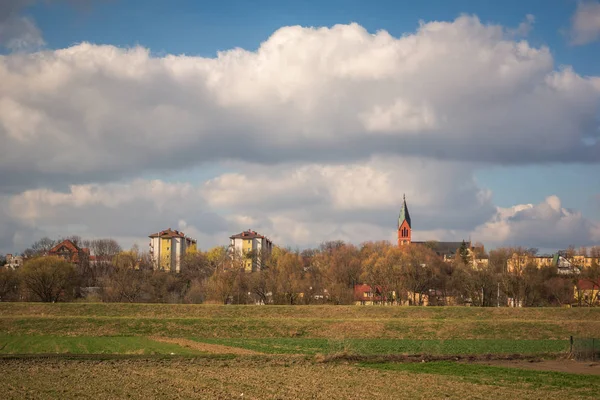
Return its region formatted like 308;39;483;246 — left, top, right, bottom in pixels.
181;252;214;281
399;245;435;305
19;257;76;302
22;237;56;258
0;268;19;301
544;276;573;306
61;235;83;247
87;239;122;262
100;251;144;302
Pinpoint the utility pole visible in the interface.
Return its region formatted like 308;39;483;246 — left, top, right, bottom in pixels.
497;282;500;307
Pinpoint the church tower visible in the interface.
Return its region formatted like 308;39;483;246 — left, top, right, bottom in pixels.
398;194;412;246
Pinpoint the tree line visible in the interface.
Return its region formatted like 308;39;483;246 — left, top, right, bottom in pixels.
1;237;599;306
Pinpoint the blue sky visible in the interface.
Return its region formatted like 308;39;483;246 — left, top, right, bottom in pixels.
28;1;596;70
0;0;599;252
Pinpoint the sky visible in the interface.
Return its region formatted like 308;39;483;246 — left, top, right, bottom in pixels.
0;0;599;255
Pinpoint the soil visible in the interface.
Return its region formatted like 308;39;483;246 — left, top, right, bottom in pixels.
148;336;263;355
0;357;589;400
472;359;600;375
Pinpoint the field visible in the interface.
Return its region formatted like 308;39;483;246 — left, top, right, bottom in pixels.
1;303;599;399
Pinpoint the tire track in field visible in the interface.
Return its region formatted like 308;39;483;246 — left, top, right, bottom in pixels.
148;337;262;355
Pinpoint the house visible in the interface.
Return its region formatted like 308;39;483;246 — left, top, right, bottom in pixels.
149;228;197;272
354;284;396;305
48;240;91;264
507;253;553;274
506;252;584;275
570;254;600;269
3;254;23;269
354;284;460;306
552;254;583;275
574;279;600;307
229;230;273;272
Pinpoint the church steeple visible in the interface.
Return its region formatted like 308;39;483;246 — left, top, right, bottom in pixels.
398;194;411;229
397;194;412;246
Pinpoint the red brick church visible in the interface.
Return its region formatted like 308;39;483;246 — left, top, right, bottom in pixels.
397;195;474;259
397;194;412;246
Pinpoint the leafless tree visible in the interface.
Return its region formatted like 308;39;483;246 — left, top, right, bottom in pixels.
19;257;76;302
22;237;56;258
0;268;19;301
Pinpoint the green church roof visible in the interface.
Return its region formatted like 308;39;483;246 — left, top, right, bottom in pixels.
399;194;411;228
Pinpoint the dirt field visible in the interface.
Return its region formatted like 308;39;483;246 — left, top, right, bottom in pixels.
0;357;595;400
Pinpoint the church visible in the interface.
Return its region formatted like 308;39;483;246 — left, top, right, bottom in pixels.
397;195;476;261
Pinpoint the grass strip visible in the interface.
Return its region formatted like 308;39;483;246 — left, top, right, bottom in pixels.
0;335;204;356
191;338;569;355
362;361;600;397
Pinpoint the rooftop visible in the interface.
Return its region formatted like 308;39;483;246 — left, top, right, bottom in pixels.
149;228;193;240
413;241;471;256
230;229;269;240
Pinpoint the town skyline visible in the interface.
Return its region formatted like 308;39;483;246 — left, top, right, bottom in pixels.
0;0;599;255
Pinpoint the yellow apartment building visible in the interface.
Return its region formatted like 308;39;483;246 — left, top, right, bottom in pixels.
148;228;197;272
229;229;273;272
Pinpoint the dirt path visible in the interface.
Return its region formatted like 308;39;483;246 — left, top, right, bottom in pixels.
473;359;600;376
148;337;262;355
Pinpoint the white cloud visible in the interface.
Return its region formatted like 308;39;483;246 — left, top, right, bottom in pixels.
473;196;600;249
0;16;599;195
570;1;600;45
1;15;599;254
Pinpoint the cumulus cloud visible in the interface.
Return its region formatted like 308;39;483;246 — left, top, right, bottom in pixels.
203;156;494;232
570;1;600;45
473;196;600;249
1;16;599;194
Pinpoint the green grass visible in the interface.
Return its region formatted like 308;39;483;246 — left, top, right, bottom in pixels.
0;303;596;357
0;335;203;355
192;337;569;355
363;361;600;397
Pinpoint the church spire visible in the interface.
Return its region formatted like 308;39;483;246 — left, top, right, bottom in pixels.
398;194;411;229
